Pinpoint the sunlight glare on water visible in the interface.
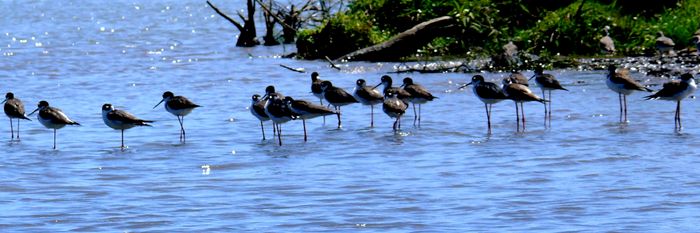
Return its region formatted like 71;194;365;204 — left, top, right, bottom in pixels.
0;0;700;232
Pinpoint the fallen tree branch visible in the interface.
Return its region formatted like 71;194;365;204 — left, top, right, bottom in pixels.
207;1;244;30
325;56;341;70
279;64;306;73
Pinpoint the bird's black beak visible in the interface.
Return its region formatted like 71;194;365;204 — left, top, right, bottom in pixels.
28;107;39;116
153;98;165;109
528;74;536;81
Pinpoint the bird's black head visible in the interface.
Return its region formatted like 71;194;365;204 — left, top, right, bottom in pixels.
356;79;366;86
320;80;333;90
380;75;392;84
252;94;261;101
102;103;113;111
607;64;616;73
311;72;319;80
472;75;485;83
265;85;276;94
37;100;49;108
402;77;414;85
680;73;694;81
534;66;544;75
283;96;294;104
162;91;174;99
5;92;14;99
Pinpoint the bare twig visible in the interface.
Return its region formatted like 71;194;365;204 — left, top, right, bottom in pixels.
279;64;306;73
254;0;297;32
207;1;244;30
325;56;341;70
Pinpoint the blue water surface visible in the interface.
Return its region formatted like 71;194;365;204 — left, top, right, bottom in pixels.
1;0;700;232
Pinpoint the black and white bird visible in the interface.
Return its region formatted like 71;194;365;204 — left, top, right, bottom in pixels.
644;73;697;130
250;94;271;140
401;77;436;126
374;75;411;103
531;67;568;124
462;75;508;132
503;78;546;131
606;65;652;122
102;103;154;149
284;96;336;141
264;93;296;146
382;90;408;131
2;92;31;140
28;101;80;150
153;91;201;142
320;80;357;129
352;79;384;127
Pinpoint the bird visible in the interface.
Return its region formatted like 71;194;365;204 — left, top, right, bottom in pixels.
644;73;697;130
284;96;336;141
153;91;201;143
530;67;568;124
401;77;436;126
606;65;652;123
310;72;324;104
28;101;80;150
263;93;296;146
503;72;529;89
503;78;546;131
310;72;327;124
250;94;271;140
382;90;408;131
599;26;615;55
656;31;675;57
374;75;411;103
689;29;700;55
462;75;508;132
102;103;154;149
320;80;358;129
263;85;284;100
2;92;31;140
352;79;384;127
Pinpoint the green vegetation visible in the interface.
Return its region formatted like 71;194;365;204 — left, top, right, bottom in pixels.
296;0;700;61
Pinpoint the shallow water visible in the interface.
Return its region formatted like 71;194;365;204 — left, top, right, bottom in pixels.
2;0;700;232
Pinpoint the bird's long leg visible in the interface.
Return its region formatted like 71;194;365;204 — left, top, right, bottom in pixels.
17;119;20;139
260;121;266;140
548;90;553;127
515;102;520;132
178;115;186;143
542;90;547;120
121;129;125;150
520;102;526;130
273;122;277;136
370;105;374;128
336;106;342;129
623;95;628;122
676;100;682;130
485;103;491;131
53;129;57;150
277;123;282;146
618;93;623;122
303;119;308;142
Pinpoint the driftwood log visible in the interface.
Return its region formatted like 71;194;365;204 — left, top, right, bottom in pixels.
336;16;456;62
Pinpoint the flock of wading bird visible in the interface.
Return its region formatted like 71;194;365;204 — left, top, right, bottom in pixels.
250;65;697;146
1;64;695;149
2;91;200;150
